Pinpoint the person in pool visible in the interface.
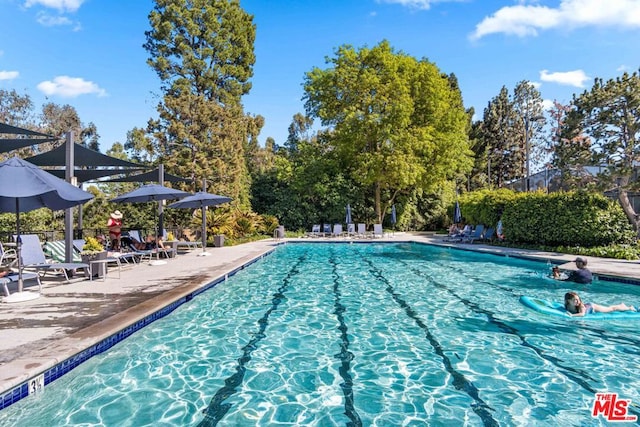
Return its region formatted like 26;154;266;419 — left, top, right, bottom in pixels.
552;257;593;284
564;291;637;317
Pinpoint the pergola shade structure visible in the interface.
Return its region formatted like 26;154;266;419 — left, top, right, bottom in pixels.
0;122;58;153
24;143;144;183
102;168;192;184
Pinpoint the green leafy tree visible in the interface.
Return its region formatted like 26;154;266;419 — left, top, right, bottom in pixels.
144;0;257;207
571;70;640;229
304;40;472;223
0;89;34;129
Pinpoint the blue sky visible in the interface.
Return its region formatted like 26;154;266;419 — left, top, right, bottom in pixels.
1;0;638;152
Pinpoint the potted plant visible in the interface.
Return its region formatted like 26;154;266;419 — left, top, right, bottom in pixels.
81;236;108;277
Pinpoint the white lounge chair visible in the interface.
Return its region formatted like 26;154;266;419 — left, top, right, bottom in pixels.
372;224;384;238
332;224;343;237
357;223;368;238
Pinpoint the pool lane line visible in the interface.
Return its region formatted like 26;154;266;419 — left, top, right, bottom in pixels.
328;248;363;427
429;263;640;420
361;256;500;427
197;253;308;427
398;258;599;389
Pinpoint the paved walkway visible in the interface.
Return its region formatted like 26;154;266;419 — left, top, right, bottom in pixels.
1;233;639;396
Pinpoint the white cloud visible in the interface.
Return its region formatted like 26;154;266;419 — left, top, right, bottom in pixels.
471;0;640;40
0;71;19;81
37;76;107;98
36;12;72;27
540;69;590;87
24;0;84;13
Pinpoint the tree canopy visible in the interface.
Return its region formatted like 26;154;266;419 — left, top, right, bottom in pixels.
303;40;472;223
144;0;258;207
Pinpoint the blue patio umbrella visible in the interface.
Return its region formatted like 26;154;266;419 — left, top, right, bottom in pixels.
0;157;93;302
345;204;352;224
391;204;397;225
111;184;191;238
453;200;462;224
168;191;232;256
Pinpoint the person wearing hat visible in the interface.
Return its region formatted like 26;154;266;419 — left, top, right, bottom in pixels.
566;257;592;284
107;210;123;250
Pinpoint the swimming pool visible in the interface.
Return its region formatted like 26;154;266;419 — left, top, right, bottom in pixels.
1;242;639;426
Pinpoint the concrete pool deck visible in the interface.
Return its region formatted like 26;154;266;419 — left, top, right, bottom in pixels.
1;233;640;398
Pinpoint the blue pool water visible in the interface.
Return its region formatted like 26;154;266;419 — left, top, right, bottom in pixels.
1;242;640;426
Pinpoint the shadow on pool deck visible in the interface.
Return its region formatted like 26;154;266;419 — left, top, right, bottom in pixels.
1;233;639;396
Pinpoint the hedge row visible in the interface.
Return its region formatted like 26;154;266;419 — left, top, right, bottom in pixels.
457;190;635;247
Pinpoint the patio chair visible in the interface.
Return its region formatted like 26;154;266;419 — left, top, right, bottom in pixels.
346;223;356;237
332;224;344;237
17;234;89;283
461;225;485;244
1;271;42;298
0;242;17;267
372;224;384;238
357;223;368;238
74;238;138;267
481;227;495;243
43;240;83;263
305;224;321;238
127;230;174;261
322;224;331;237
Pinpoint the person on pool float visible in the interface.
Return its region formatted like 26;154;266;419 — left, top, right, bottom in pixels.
553;257;593;284
564;291;636;317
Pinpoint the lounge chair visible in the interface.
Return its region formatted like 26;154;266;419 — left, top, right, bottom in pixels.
462;225;485;244
346;223;355;237
43;240;83;263
357;223;368;238
0;242;17;268
322;224;331;237
1;271;42;298
481;227;495;243
127;230;174;260
17;234;89;283
332;224;343;237
306;224;321;238
74;239;138;267
372;224;384;238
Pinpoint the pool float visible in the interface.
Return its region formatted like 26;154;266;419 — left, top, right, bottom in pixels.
519;296;640;320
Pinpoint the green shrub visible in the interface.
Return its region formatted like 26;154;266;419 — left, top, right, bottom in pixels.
504;191;634;247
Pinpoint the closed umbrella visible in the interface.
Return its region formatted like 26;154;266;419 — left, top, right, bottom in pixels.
391;204;397;225
453;201;462;224
168;192;232;256
0;157;93;302
345;204;352;225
